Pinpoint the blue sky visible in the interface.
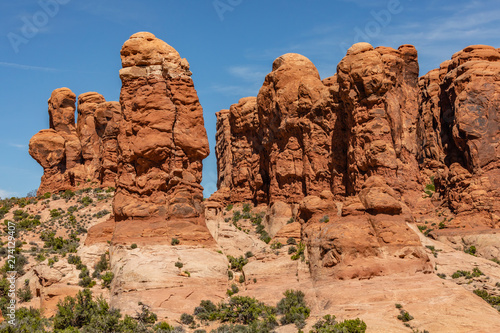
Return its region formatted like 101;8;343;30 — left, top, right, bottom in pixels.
0;0;499;199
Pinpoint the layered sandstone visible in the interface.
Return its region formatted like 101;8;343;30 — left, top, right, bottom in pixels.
29;88;121;195
211;43;433;280
101;32;226;319
114;32;209;222
417;45;500;228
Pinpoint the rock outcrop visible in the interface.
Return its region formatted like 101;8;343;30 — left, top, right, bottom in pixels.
29;89;121;195
95;32;226;320
417;45;500;228
211;43;434;279
114;32;209;223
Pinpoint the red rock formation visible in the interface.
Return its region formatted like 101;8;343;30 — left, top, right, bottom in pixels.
114;32;210;224
210;43;433;279
213;43;423;206
214;97;263;203
417;45;500;228
29;89;121;195
337;43;422;197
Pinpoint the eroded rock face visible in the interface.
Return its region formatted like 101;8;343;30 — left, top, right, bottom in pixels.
29;89;121;194
114;32;209;222
337;43;422;196
211;43;432;279
417;45;500;227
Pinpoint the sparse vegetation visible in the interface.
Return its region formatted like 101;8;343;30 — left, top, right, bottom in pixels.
171;238;180;245
227;255;248;271
277;289;310;328
310;314;367;333
291;242;306;261
465;245;477;256
319;215;329;223
451;268;483;279
423;177;435;198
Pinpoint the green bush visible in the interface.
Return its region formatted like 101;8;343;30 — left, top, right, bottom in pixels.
276;290;310;328
226;284;239;296
397;310;414;322
101;272;114;289
319;215;329;223
226;204;234;211
423;177;435;198
287;237;297;245
291;242;306;261
175;261;184;269
227;255;248;271
310;314;367;333
171;238;180;245
18;279;33;303
61;190;76;200
180;313;194;325
79;196;93;207
50;209;62;218
242;203;251;213
131;243;138;249
245;251;254;258
232;211;242;223
465;246;477;256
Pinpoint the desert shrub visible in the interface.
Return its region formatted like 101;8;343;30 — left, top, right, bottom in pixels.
276;289;310;328
194;300;218;321
259;231;271;244
175;261;184;269
291;242;305;261
287;237;297;245
228;270;234;280
61;190;76;200
474;289;500;307
53;289;119;330
1;253;28;276
181;313;195;325
242;203;251;213
92;254;110;278
18;279;33;303
270;242;282;250
226;204;233;211
232;211;242;223
288;246;297;255
50;209;62;218
465;246;477;256
397;310;414;322
319;215;329;223
101;271;114;288
227;284;239;296
171;238;180;245
131;243;138;249
2;307;50;333
423;177;435;198
245;251;254;258
227;255;248;271
79;196;93;207
311;314;367;333
95;209;110;218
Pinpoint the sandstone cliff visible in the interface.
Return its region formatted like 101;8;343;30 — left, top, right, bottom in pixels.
29;88;121;195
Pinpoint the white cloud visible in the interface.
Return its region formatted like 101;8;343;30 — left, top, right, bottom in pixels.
0;189;17;199
210;84;260;97
9;143;27;149
0;61;58;71
228;66;267;83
